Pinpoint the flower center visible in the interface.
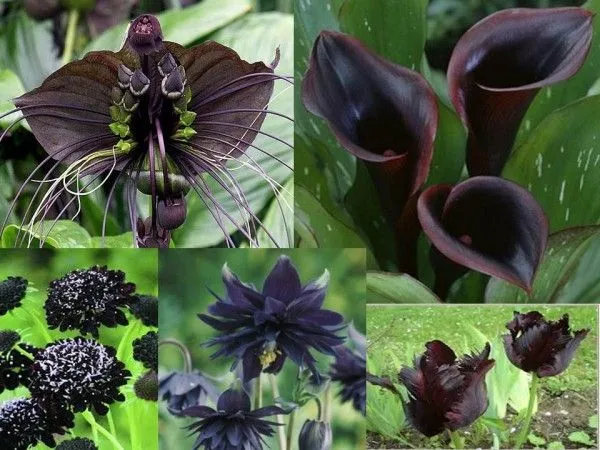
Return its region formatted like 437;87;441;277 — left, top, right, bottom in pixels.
134;16;155;35
258;342;281;368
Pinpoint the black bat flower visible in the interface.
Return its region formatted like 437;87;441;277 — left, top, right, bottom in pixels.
503;311;589;377
2;14;291;248
448;7;593;176
199;255;346;382
301;30;438;240
182;385;288;450
417;176;548;298
399;340;495;437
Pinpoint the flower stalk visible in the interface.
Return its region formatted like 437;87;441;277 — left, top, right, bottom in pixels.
254;375;263;409
158;338;192;373
269;373;287;450
514;375;539;450
62;9;80;65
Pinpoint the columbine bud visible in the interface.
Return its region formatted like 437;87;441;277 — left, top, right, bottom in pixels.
298;420;332;450
130;69;150;97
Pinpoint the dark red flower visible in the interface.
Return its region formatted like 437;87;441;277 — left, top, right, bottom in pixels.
448;7;593;175
417;176;548;298
503;311;589;377
399;340;494;437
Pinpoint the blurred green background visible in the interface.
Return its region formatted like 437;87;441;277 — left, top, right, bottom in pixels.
158;248;366;450
0;249;158;450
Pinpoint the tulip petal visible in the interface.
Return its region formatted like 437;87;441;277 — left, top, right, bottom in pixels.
448;7;593;175
302;30;438;223
418;176;548;295
537;328;589;377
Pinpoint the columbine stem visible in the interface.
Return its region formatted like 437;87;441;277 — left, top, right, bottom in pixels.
514;374;539;450
158;338;192;372
322;383;332;422
62;9;79;65
449;430;463;449
254;375;263;409
286;409;296;450
82;410;124;450
268;374;287;450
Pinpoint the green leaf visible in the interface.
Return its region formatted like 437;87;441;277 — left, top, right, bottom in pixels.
0;69;26;130
568;431;594;446
84;0;252;52
547;442;566;450
515;0;600;145
1;220;91;248
503;95;600;232
257;177;293;248
366;271;439;303
528;433;546;446
589;414;599;429
90;233;134;248
485;227;600;303
173;13;293;247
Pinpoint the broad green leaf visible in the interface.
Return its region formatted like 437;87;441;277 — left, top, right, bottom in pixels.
173;13;293;247
547;442;566;450
504;95;600;232
1;220;91;248
0;69;25;129
366;271;439;303
485;227;600;303
84;0;252;52
568;431;594;446
90;232;134;248
337;0;428;70
589;414;598;429
257;177;293;248
515;0;600;145
528;434;546;447
295;186;369;249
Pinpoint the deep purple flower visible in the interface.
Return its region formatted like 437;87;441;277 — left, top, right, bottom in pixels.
129;294;158;327
0;276;28;316
199;256;346;382
448;7;593;176
4;14;290;248
182;385;287;450
56;437;98;450
159;370;219;416
330;324;366;415
503;311;589;377
133;331;158;371
0;331;39;394
399;340;495;437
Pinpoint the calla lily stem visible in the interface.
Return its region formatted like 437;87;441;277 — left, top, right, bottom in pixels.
515;374;539;449
62;9;79;65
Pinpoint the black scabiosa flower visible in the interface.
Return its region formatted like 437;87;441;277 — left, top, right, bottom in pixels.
134;370;158;402
199;256;346;382
0;276;28;316
503;311;589;377
3;13;291;248
29;337;130;415
133;331;158;371
330;324;366;415
398;340;495;437
45;266;136;337
0;331;39;394
159;370;220;415
0;397;74;450
56;437;99;450
182;385;287;450
129;294;158;327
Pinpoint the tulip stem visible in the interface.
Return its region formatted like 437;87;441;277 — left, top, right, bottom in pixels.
269;374;287;450
62;9;79;65
514;374;539;450
449;430;463;449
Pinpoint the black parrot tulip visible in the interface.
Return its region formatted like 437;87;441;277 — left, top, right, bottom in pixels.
4;14;288;248
448;7;593;176
503;311;589;378
417;176;548;298
399;340;495;437
301;30;438;245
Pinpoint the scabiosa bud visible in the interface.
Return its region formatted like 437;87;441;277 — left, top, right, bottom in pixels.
45;266;136;338
56;437;98;450
133;331;158;371
134;370;158;401
0;398;73;450
29;337;130;415
129;294;158;327
0;276;28;316
298;420;332;450
159;370;220;415
0;332;39;394
0;330;20;353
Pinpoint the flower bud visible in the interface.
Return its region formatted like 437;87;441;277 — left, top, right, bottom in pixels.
117;64;133;89
161;66;186;100
298;420;332;450
130;69;150;97
158;52;178;77
157;195;187;231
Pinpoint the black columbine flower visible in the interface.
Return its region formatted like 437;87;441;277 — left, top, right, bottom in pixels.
133;331;158;371
56;437;99;450
0;331;39;394
134;370;158;402
29;337;130;415
330;324;366;415
199;256;346;382
4;13;290;248
129;294;158;327
448;7;593;176
398;340;495;437
182;385;287;450
503;311;589;377
298;419;332;450
0;397;74;450
159;370;220;416
45;265;136;337
0;276;28;316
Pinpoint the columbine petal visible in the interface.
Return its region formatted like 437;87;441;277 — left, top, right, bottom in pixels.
262;256;302;303
418;176;547;298
448;7;593;175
